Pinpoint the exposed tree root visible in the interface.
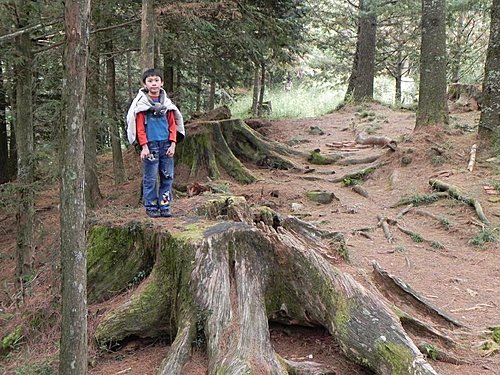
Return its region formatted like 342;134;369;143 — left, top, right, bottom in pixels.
336;154;381;166
377;215;394;243
390;192;449;208
429;179;490;225
372;261;464;328
417;342;470;365
175;119;304;185
329;162;386;183
88;196;438;374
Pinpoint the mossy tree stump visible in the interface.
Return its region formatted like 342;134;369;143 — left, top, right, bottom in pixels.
88;196;438;375
175;119;304;185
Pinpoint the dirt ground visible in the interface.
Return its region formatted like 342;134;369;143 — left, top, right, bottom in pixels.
0;102;499;374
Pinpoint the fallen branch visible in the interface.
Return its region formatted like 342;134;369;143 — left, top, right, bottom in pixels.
467;144;477;172
355;132;397;150
377;215;394;243
429;179;490;225
352;185;369;198
336;154;381;166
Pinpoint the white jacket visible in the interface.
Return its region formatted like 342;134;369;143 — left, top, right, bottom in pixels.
126;88;185;145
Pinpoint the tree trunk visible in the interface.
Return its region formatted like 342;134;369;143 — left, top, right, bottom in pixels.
163;53;174;96
126;52;133;102
175;119;304;185
251;66;260;116
89;197;438;375
257;63;266;116
416;0;449;127
196;69;202;112
395;51;403;107
345;0;377;102
478;0;500;153
0;62;8;184
84;10;102;209
140;0;155;71
208;77;216;110
105;39;126;185
59;0;90;373
14;0;35;287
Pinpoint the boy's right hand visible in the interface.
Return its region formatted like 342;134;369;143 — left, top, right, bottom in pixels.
140;145;150;160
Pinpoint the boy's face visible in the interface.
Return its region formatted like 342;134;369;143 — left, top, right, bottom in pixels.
144;75;163;95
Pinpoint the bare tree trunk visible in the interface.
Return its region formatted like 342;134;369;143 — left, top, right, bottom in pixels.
251;66;260;116
127;52;133;102
140;0;155;71
196;69;202;112
163;53;174;96
59;0;90;372
105;39;126;185
208;77;216;110
416;0;449;127
257;63;266;116
395;51;403;107
14;0;34;288
84;10;102;209
0;62;8;184
478;0;500;153
345;0;377;102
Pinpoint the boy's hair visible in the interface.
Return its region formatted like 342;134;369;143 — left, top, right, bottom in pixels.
142;68;163;83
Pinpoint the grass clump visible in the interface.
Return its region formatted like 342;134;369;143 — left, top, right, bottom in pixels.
470;227;498;247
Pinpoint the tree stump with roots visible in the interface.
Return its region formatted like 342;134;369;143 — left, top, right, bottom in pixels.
174;119;305;185
88;196;439;375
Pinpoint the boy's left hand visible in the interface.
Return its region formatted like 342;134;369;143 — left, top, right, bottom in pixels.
167;142;176;157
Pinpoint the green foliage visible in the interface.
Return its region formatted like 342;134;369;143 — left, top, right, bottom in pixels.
1;325;23;353
341;177;361;187
230;83;344;119
420;343;439;360
430;241;444;250
410;233;424;243
469;228;498;247
398;193;441;206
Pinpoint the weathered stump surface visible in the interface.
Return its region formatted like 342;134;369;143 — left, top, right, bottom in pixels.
88;196;437;375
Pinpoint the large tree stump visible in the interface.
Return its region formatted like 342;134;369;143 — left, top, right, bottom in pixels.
88;196;438;375
175;119;304;185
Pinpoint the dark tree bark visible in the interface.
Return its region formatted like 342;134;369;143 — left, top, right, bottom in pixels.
84;8;103;209
257;63;266;116
478;0;500;153
416;0;449;127
251;66;260;116
163;53;175;96
0;62;8;184
141;0;155;71
14;0;35;287
59;0;90;373
208;77;216;110
345;0;377;102
105;38;126;185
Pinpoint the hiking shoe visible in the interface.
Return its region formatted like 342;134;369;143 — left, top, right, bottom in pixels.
160;209;172;218
146;209;160;218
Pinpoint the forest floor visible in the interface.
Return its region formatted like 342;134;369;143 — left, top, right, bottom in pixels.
0;102;499;375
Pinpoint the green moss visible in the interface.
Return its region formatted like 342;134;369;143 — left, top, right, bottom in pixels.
420;343;439;360
307;150;338;165
87;224;155;303
376;342;415;375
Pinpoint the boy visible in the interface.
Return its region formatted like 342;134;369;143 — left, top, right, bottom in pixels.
126;68;185;218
